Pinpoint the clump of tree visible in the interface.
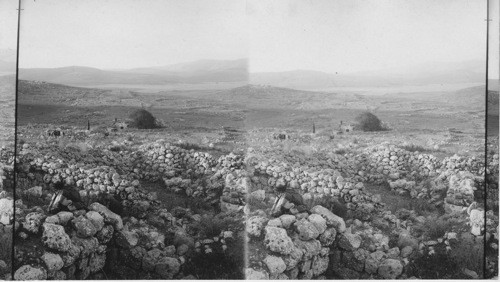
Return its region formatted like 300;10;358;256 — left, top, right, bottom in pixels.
128;109;159;129
354;112;387;132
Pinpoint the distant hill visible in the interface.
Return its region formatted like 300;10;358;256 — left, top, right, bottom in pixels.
250;70;338;90
251;60;485;90
19;66;181;86
214;84;364;110
19;59;248;86
17;79;110;105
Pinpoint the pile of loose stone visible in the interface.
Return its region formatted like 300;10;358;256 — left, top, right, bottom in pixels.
246;205;415;279
14;140;246;279
0;148;14;279
10;131;499;279
15;203;119;280
244;140;496;279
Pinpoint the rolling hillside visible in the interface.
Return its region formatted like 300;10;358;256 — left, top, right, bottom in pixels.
250;60;485;90
19;59;248;86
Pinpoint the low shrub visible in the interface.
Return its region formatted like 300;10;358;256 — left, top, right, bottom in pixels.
408;198;438;215
354;112;387;132
400;144;441;153
0;231;12;270
408;251;467;279
176;142;204;151
182;232;245;279
129;109;158;129
334;148;348;155
247;194;270;211
449;233;484;277
190;213;240;238
400;144;427;152
413;215;466;239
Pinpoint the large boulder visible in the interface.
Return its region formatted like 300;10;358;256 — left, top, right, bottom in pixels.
294;219;320;241
89;252;106;273
310;205;346;233
23;212;45;234
72;236;99;257
307;214;327;234
96;225;114;244
89;202;123;230
279;214;296;229
86;211;105;231
245;268;269;280
338;233;362;251
116;231;139;248
72;216;97;238
41;252;64;273
397;231;418;249
56;211;74;225
0;198;13;225
319;227;336;246
247;216;268;238
264;226;294;255
293;238;322;260
61;243;81;267
343;249;368;272
264;255;286;275
155;257;180;279
311;255;329;276
14;265;47;280
282;246;304;270
42;223;72;252
378;258;403;279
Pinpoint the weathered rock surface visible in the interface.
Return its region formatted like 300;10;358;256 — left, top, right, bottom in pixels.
89;202;123;230
264;255;286;275
310;205;346;233
42;223;71;252
14;265;47;280
247;216;268;237
264;226;294;255
378;258;403;279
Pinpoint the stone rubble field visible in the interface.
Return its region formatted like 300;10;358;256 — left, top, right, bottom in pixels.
0;125;497;279
244;130;498;279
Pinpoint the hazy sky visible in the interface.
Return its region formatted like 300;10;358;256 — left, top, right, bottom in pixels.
16;0;495;78
489;0;499;80
248;0;488;74
0;0;18;61
19;0;247;69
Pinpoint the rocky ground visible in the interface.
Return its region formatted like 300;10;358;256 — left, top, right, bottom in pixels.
11;125;247;280
1;124;498;279
244;129;498;279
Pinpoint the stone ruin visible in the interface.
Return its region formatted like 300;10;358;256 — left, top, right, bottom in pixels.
243;141;497;279
12;140;247;280
3;135;499;279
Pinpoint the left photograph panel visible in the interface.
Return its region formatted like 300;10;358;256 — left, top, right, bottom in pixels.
13;0;248;280
0;0;18;279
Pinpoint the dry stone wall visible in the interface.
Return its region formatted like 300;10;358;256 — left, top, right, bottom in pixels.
14;140;247;279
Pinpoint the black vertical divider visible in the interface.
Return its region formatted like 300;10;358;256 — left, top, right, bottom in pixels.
12;0;22;277
483;0;489;279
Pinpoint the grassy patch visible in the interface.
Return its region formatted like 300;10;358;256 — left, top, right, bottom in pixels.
413;215;467;239
400;144;441;153
0;231;11;269
364;182;438;216
449;233;484;277
247;194;270;212
190;213;240;238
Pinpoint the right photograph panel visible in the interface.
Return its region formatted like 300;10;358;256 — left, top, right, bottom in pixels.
245;0;494;279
